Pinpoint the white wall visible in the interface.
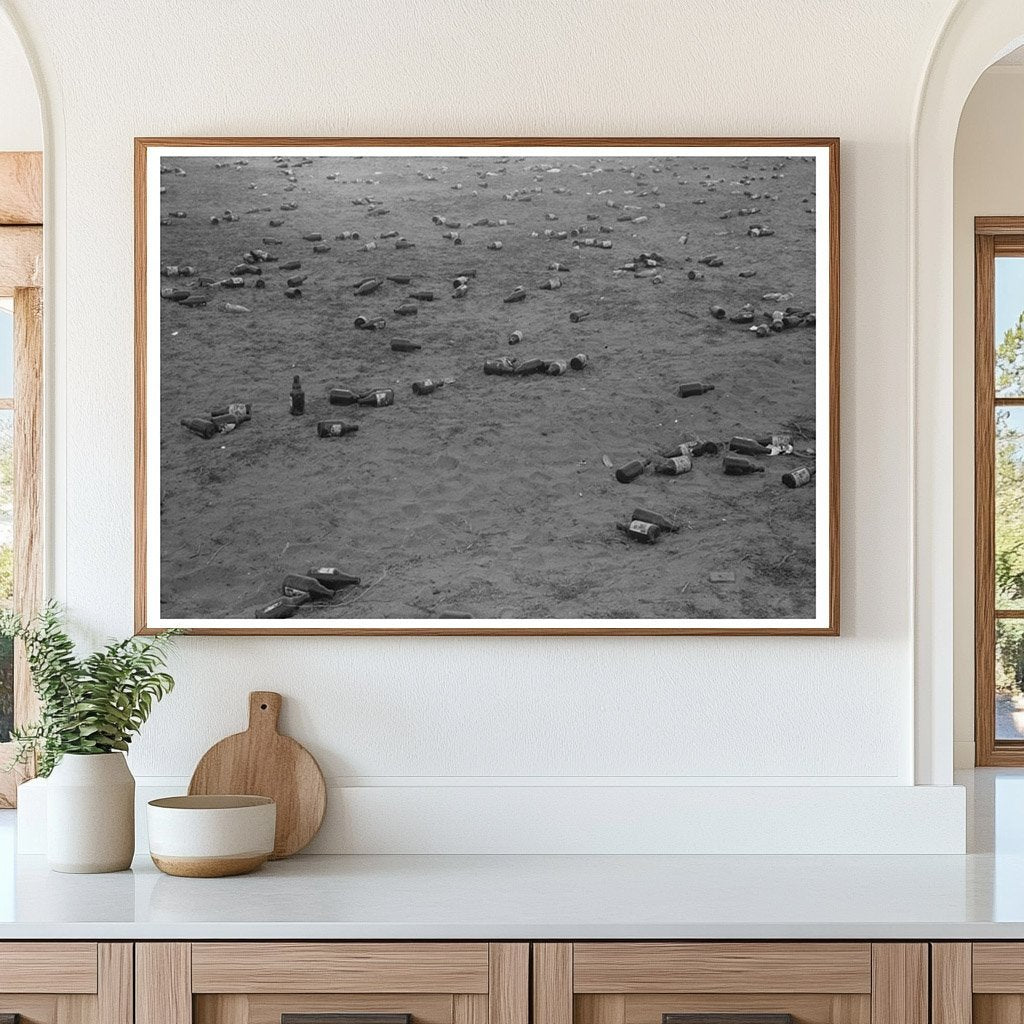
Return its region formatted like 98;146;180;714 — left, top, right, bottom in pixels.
0;9;39;152
0;0;974;852
952;66;1024;767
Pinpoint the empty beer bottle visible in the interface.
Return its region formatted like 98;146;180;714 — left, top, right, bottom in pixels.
286;275;306;287
394;302;419;316
615;458;651;483
503;287;527;303
484;357;517;375
317;420;359;437
358;388;394;407
329;388;360;405
616;520;661;542
569;309;590;323
282;573;334;599
723;453;765;475
782;466;815;488
687;269;705;280
570;353;589;369
452;284;469;299
180;417;218;439
514;358;547;376
508;330;524;345
408;291;434;301
411;379;448;395
709;305;727;319
631;508;678;532
290;376;305;415
653;454;692;475
356;278;383;295
677;382;715;398
728;436;771;456
211;412;247;432
390;339;422;352
308;567;361;588
387;275;411;284
284;287;302;298
280;260;301;271
540;278;562;290
256;593;309;619
546;360;569;376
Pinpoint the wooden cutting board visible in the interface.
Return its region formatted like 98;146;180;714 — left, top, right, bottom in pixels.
188;691;326;859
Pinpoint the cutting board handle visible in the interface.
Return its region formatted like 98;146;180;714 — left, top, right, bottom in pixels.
248;691;282;734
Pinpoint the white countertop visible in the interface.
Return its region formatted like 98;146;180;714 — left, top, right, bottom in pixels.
0;849;1021;940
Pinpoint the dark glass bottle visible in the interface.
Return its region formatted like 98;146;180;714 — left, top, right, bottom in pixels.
677;382;714;398
282;573;334;599
317;420;359;437
329;388;360;406
615;458;651;483
308;567;361;588
180;418;218;439
631;508;678;532
514;358;547;376
723;454;766;475
210;402;251;418
570;353;588;369
484;358;517;375
290;376;305;415
256;593;309;619
652;454;692;475
411;379;446;395
728;436;771;456
616;520;661;542
391;339;422;352
782;466;815;488
357;389;394;407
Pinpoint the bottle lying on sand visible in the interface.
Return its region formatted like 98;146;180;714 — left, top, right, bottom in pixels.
546;360;568;376
408;291;434;301
211;412;247;433
615;458;651;483
394;302;418;316
687;270;705;280
486;240;503;250
161;287;190;301
631;508;679;532
329;388;360;405
355;279;383;296
652;454;692;475
411;378;452;395
709;305;727;319
677;382;715;398
540;278;562;290
782;466;815;488
570;353;588;369
549;262;570;272
662;440;720;458
354;315;386;330
286;275;306;287
302;233;323;242
728;436;771;456
503;287;526;303
256;594;309;619
290;376;305;416
358;389;394;407
723;453;766;475
508;330;524;345
452;284;469;299
211;402;252;418
284;287;302;298
616;520;661;543
309;567;361;588
317;420;359;437
280;260;301;271
282;574;334;599
514;358;547;376
484;357;517;376
390;339;422;352
180;418;218;439
387;275;411;284
569;309;591;323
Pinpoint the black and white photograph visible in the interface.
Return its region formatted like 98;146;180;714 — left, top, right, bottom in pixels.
137;139;838;635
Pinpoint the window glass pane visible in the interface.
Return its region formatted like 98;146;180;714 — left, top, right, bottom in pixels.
997;620;1024;740
996;256;1024;397
0;409;12;742
0;305;12;399
997;407;1024;610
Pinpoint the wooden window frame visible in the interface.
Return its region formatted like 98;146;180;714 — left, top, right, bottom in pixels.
0;151;43;806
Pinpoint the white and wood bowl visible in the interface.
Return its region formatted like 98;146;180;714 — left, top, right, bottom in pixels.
147;795;276;877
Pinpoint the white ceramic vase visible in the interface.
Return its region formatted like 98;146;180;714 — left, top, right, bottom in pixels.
46;752;135;873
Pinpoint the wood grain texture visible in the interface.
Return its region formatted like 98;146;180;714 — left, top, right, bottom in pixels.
663;1016;793;1024
0;152;42;225
454;994;487;1024
534;945;572;1024
576;996;625;1024
573;944;871;994
624;995;868;1024
869;945;927;1024
98;945;133;1024
974;995;1024;1024
971;944;1024;992
488;944;528;1024
136;943;192;1024
0;943;97;993
191;943;489;994
134;135;840;637
188;691;326;858
931;945;972;1024
0;226;42;294
0;998;58;1024
282;1015;411;1024
243;995;450;1024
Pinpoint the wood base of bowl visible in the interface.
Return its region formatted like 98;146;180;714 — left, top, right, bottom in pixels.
151;853;269;878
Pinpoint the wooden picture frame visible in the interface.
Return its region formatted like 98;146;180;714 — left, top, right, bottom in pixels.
135;137;840;636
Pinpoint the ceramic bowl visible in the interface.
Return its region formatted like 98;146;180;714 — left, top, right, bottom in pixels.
147;795;276;877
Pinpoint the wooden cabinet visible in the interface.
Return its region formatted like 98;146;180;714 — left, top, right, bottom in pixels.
931;943;1024;1024
532;944;928;1024
136;944;528;1024
0;943;131;1024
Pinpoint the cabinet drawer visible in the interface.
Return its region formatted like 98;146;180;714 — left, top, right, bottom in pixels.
0;942;99;993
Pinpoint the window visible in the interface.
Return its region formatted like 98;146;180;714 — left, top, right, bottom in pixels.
976;219;1024;764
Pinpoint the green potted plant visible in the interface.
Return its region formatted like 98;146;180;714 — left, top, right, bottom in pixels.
2;603;179;873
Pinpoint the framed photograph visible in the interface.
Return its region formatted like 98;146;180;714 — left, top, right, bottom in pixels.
135;137;839;636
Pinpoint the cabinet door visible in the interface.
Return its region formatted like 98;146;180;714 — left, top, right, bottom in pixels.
137;943;528;1024
0;943;131;1024
944;943;1024;1024
533;944;927;1024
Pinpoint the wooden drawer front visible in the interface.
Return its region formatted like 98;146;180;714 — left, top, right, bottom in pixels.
973;944;1024;993
577;993;871;1024
572;944;873;995
191;944;491;994
197;993;464;1024
0;943;98;994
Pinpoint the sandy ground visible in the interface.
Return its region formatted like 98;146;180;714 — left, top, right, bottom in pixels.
157;153;819;621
